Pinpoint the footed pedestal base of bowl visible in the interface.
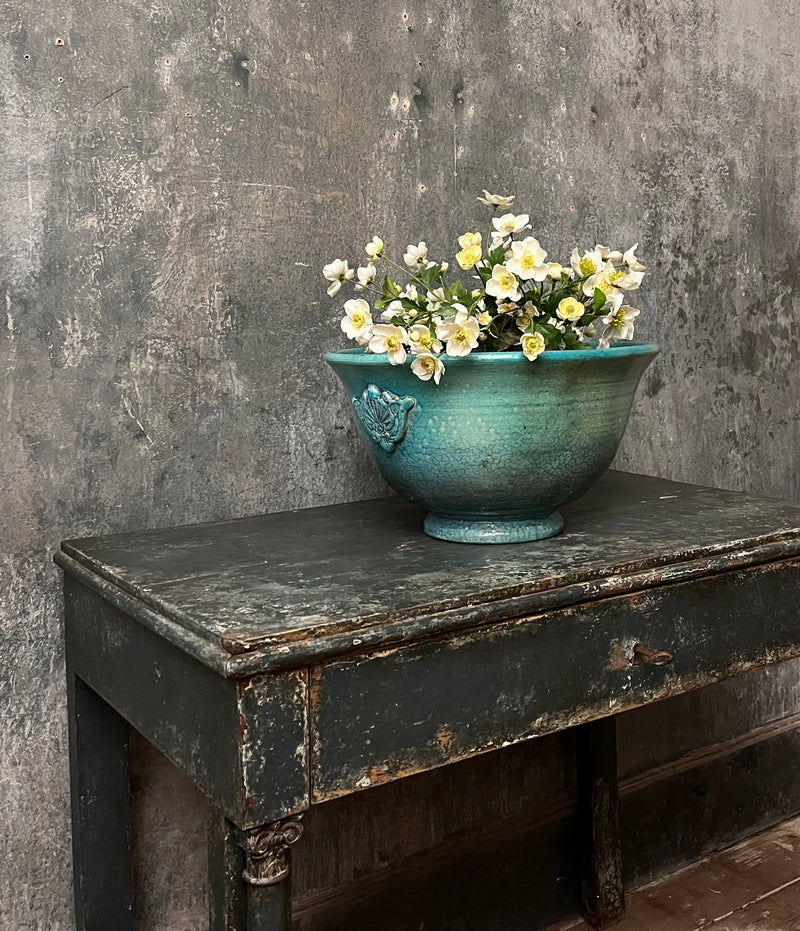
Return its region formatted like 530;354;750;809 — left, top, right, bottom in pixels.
423;511;564;544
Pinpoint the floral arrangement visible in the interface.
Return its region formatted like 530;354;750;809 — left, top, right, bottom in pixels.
323;190;646;384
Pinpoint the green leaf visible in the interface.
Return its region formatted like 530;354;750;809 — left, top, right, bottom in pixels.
476;265;493;283
592;288;607;311
535;322;562;346
488;245;506;266
417;265;442;290
399;298;422;312
374;274;403;310
383;275;402;299
451;280;473;304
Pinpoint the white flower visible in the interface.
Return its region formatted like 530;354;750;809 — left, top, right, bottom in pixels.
369;324;409;364
570;248;604;280
546;263;565;280
355;263;377;290
583;261;624;311
426;287;446;313
323;259;354;297
436;315;481;357
379;299;404;323
623;243;646;272
490;213;531;242
476;310;493;326
455;231;483;269
451;303;471;323
408;323;443;354
458;232;482;248
595;244;624;262
485;264;522;302
521;332;546;361
477;190;515;210
340;298;373;344
607;267;645;291
411;352;445;384
495;301;518;315
404;241;428;268
556;297;585;321
365;236;384;262
597;306;640;347
401;284;419;302
505;236;548;281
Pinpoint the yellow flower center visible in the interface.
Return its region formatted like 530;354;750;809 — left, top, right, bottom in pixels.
496;271;515;289
598;278;613;295
453;328;472;345
557;297;584;320
417;332;432;348
520;251;537;270
386;335;402;350
609;270;624;283
579;257;597;276
608;309;626;329
420;356;436;372
351;312;366;327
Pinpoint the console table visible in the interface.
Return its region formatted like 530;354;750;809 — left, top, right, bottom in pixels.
57;471;800;930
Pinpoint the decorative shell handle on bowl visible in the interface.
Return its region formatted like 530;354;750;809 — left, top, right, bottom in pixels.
351;384;416;453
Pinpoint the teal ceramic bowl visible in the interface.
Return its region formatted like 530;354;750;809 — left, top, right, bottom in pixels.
325;344;658;543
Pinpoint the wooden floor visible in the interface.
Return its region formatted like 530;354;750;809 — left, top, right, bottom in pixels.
550;818;799;931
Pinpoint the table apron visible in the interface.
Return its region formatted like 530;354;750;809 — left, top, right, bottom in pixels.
64;576;309;828
309;558;800;801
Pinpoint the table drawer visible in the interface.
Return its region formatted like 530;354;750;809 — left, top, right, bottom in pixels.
310;559;800;801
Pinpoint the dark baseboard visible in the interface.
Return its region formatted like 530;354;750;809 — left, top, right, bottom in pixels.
293;714;799;930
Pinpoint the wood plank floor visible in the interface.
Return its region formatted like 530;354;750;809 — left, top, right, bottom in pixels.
550;818;799;931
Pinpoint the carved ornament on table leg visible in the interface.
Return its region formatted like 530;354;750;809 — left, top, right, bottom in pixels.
242;816;304;887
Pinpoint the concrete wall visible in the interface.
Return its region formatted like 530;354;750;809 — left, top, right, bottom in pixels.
1;0;797;928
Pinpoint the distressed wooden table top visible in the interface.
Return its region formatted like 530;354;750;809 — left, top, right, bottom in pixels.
59;471;800;675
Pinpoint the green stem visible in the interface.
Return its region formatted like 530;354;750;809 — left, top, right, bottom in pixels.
343;279;384;298
382;255;436;294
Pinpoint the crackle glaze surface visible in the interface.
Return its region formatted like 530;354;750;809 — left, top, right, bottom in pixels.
326;346;658;542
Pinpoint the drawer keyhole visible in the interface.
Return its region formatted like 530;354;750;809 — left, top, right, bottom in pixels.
633;643;674;666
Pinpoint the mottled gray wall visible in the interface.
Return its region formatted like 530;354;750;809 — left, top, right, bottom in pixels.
1;0;797;929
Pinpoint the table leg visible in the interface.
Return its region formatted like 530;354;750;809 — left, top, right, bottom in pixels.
209;810;247;929
576;716;624;928
243;817;303;929
67;673;134;931
208;815;303;930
